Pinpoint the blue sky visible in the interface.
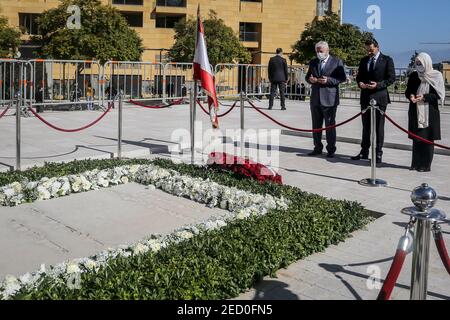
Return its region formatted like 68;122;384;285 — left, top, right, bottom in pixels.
343;0;450;67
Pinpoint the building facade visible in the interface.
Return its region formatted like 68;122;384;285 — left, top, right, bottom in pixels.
0;0;340;64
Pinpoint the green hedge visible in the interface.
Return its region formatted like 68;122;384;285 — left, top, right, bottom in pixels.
0;158;152;187
7;158;372;300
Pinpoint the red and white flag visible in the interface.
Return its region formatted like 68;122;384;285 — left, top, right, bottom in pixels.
193;5;219;129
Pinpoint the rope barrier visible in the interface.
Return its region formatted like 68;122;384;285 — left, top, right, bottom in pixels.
383;112;450;151
377;223;413;300
196;99;238;118
247;99;366;133
433;225;450;275
128;98;184;109
376;249;408;300
28;102;113;133
0;106;10;119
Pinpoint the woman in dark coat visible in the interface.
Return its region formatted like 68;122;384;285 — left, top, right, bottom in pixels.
405;52;445;172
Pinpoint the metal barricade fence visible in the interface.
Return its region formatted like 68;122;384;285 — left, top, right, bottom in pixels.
28;59;102;110
245;64;307;100
0;59;33;113
163;62;194;101
341;66;412;103
214;64;250;99
103;61;164;104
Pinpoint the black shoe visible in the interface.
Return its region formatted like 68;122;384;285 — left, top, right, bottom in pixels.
417;168;431;172
308;150;323;156
376;155;382;164
281;107;286;110
326;153;335;158
351;152;369;161
268;106;273;110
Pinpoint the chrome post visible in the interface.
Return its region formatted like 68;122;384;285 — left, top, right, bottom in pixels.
15;91;21;171
401;183;448;300
240;91;245;158
118;90;123;160
359;99;387;187
190;84;197;164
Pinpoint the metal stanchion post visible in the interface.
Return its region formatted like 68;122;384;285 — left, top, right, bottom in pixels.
240;91;245;158
359;99;387;187
401;183;447;300
15;92;21;171
190;86;196;164
118;90;123;160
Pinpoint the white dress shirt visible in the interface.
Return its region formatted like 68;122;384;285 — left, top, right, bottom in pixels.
367;51;381;72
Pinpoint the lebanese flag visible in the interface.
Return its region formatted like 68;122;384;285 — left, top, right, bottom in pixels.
193;5;219;129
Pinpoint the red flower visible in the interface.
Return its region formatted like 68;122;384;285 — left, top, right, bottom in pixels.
207;152;283;185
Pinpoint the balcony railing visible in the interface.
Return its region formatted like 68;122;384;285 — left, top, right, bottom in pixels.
239;32;259;42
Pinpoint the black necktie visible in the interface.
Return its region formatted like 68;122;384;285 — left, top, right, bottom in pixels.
369;57;376;73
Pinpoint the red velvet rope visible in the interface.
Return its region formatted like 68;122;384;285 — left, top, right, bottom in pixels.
384;113;450;150
434;231;450;275
28;103;113;133
128;98;184;109
247;99;363;133
377;249;408;300
0;106;10;119
197;99;237;118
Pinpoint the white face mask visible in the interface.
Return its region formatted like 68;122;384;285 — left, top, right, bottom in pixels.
317;52;328;61
416;65;425;73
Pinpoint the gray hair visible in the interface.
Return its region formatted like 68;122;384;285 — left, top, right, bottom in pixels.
315;41;329;50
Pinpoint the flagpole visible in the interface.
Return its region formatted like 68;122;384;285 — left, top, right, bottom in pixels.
191;5;200;164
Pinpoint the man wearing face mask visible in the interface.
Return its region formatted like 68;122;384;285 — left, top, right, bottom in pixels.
352;38;396;164
305;41;346;157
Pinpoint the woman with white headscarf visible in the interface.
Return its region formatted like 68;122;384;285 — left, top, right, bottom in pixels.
405;52;445;172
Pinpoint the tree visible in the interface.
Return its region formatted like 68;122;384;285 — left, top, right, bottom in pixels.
168;11;251;66
408;51;419;69
34;0;143;63
291;13;373;66
0;15;21;58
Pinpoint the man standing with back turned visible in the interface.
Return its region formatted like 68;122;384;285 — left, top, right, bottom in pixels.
306;41;346;158
268;48;288;110
351;38;396;164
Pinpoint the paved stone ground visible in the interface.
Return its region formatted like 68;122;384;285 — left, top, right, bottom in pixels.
0;98;449;300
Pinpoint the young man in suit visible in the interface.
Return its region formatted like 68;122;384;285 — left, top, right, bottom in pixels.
305;41;346;158
268;48;289;110
352;38;396;164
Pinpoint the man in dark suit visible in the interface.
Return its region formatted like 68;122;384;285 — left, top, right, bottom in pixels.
268;48;288;110
305;41;346;157
352;38;396;164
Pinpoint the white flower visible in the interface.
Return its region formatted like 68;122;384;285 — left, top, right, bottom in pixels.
132;243;149;255
50;181;62;197
176;230;194;240
19;273;33;285
70;176;82;193
66;262;81;274
236;208;251;220
10;182;22;194
147;239;162;252
3;188;15;198
82;259;97;271
1;275;21;299
80;176;92;191
36;185;51;201
26;181;38;190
